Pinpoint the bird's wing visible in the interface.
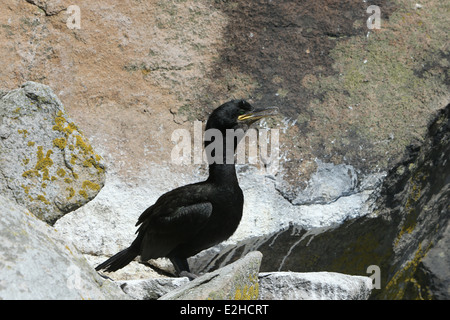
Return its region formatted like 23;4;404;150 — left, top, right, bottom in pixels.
135;182;209;228
155;202;213;230
133;183;215;259
138;201;213;260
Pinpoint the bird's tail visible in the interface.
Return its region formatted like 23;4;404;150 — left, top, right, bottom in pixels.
95;247;138;272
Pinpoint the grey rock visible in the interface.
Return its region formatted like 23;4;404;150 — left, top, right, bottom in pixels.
276;160;358;205
159;251;262;300
0;194;128;300
258;272;373;300
117;277;189;300
420;222;450;299
0;82;105;224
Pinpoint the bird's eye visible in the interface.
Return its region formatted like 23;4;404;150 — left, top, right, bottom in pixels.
239;110;246;115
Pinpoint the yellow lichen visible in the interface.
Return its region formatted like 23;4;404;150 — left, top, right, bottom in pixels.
21;184;31;194
64;178;73;184
78;189;88;199
234;283;259;300
56;168;66;177
53;112;79;137
53;111;66;133
82;158;94;168
82;180;100;191
22;169;39;178
42;167;50;181
36;195;50;205
18;129;28;138
66;187;75;200
70;154;77;165
82;156;104;174
22;146;53;181
27;141;35;147
75;135;94;154
384;243;433;300
65;122;77;134
53;137;67;150
35;146;53;171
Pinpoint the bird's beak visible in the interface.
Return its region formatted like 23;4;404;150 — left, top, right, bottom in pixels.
237;107;279;125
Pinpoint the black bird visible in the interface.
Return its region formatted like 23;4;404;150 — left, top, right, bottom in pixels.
95;100;276;278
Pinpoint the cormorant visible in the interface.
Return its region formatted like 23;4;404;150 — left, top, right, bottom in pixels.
95;99;276;278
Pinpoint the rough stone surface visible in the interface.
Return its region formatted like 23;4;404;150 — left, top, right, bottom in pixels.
275;159;358;205
420;223;450;300
258;272;373;300
117;277;189;300
0;82;105;224
159;251;262;300
0;194;127;300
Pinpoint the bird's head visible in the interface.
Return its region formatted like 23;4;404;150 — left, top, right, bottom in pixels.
206;99;278;132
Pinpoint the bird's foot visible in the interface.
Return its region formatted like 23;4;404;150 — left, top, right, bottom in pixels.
179;271;198;281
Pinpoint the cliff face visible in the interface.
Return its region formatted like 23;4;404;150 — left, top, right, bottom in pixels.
183;104;449;300
376;104;450;299
257;104;449;300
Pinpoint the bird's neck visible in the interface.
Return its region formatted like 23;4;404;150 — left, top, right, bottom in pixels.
203;128;241;185
207;163;238;185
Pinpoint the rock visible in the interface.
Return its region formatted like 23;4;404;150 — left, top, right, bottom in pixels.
276;160;358;205
420;223;450;299
159;251;262;300
258;272;373;300
188;103;450;300
376;103;450;300
117;277;190;300
0;82;105;224
25;0;68;16
0;194;128;300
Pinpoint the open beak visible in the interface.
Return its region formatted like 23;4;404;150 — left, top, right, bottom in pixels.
237;107;279;125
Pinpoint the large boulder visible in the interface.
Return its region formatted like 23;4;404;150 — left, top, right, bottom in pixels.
0;194;127;299
0;82;105;224
159;251;262;300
